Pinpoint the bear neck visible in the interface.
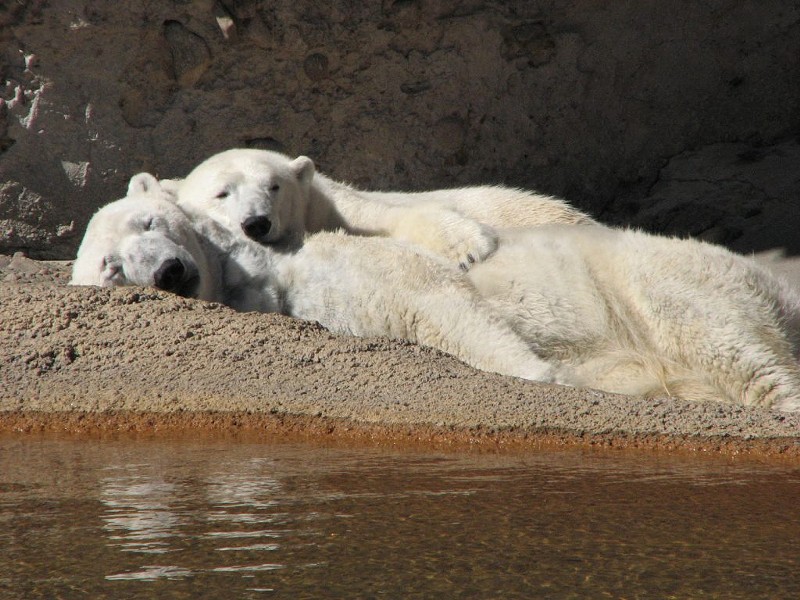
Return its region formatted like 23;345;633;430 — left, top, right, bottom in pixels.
306;172;363;234
306;172;412;239
190;222;226;304
191;214;287;314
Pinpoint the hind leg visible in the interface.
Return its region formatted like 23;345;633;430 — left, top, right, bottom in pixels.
664;317;800;409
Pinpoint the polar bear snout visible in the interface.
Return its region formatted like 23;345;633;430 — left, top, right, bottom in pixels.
154;257;186;292
241;215;272;241
153;257;199;298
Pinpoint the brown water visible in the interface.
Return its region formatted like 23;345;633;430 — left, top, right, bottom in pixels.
1;435;798;599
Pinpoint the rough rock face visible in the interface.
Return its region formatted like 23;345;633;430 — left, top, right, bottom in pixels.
2;0;799;259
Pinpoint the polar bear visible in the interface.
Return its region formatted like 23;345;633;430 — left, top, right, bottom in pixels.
175;154;800;411
70;174;219;300
176;148;594;269
70;174;564;385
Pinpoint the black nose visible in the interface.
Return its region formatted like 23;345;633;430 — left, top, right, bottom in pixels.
242;215;271;240
154;258;185;292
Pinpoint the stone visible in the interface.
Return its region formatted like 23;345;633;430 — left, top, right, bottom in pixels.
0;1;798;259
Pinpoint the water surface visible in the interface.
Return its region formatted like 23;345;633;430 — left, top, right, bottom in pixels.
1;435;798;598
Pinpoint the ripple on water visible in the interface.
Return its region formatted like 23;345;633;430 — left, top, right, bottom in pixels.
105;565;193;581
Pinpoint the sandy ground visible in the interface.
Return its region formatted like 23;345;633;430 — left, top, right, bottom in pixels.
1;252;799;458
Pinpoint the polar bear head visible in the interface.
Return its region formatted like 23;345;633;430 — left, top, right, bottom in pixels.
177;148;315;246
70;173;217;301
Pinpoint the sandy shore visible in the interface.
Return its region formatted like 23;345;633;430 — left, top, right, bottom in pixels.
2;252;799;458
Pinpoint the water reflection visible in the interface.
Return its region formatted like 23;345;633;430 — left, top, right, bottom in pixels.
105;565;192;582
0;435;799;599
97;457;295;582
102;475;184;555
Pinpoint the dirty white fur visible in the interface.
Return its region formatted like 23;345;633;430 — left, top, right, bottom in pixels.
71;174;564;384
468;226;800;410
176;150;800;410
176;148;594;269
75;173;800;411
70;174;219;301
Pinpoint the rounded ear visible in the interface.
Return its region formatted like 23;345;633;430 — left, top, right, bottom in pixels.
127;172;161;196
291;156;315;187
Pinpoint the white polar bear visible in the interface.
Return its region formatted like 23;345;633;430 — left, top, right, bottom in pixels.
70;174;564;385
176;148;594;269
70;175;219;300
174;155;800;411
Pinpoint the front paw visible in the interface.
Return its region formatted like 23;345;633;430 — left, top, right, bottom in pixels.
393;207;499;269
452;220;499;271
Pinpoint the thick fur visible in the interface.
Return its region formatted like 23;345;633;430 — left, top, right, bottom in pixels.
467;226;800;410
176;148;594;268
74;174;800;411
70;174;219;301
70;176;562;384
177;152;800;411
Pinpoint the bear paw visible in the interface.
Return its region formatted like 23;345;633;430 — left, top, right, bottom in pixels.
391;207;499;269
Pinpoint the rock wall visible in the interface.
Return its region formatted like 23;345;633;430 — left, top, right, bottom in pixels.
2;0;799;259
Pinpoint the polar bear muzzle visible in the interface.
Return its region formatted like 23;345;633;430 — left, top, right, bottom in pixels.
241;215;272;241
153;257;200;298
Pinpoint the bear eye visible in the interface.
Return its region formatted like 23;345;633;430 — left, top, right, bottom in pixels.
269;184;280;192
143;216;165;232
215;189;230;200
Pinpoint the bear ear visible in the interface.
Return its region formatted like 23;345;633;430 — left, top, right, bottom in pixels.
127;172;161;196
290;156;315;188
